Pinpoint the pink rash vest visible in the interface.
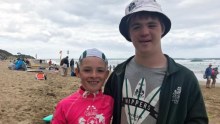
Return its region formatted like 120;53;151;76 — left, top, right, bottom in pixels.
51;87;114;124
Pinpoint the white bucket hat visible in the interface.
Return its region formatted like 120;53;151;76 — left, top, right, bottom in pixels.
79;48;108;64
119;0;171;41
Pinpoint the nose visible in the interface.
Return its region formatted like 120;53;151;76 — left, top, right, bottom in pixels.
91;70;97;77
140;26;150;37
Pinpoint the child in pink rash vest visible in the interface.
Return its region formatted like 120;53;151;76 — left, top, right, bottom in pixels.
51;48;114;124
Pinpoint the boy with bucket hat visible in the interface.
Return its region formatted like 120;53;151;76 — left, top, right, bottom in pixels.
104;0;208;123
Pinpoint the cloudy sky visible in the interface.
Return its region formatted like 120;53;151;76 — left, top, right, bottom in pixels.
0;0;220;59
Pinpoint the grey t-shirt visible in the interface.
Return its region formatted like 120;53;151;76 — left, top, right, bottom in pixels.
121;58;167;124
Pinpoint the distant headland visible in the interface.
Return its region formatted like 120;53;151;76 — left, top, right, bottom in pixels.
0;49;35;60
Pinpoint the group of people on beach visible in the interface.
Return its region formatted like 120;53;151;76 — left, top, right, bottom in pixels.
8;58;30;71
58;56;116;77
50;0;208;124
205;64;219;88
59;56;78;77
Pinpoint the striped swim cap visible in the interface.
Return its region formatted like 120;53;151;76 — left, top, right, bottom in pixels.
79;48;108;64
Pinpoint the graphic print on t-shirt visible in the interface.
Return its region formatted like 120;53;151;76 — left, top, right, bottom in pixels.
122;78;160;124
78;105;105;124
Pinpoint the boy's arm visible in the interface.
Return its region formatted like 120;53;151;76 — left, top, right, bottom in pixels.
185;78;208;124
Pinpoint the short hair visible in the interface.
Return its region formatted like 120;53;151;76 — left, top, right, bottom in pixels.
127;11;165;34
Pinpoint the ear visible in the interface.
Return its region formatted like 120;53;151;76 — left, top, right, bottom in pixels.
161;23;165;36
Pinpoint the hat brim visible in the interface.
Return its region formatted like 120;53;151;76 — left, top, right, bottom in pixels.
119;11;171;42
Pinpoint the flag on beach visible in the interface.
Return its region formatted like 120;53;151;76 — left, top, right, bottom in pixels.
59;50;62;61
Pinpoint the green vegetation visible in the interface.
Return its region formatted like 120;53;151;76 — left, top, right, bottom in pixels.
0;49;34;60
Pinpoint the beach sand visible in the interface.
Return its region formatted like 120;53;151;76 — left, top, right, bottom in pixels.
0;60;219;124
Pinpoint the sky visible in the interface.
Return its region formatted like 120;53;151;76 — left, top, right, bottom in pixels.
0;0;220;59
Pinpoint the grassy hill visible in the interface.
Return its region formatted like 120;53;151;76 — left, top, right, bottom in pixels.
0;49;34;60
0;49;14;60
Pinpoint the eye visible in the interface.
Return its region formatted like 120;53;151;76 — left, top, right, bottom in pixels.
131;25;141;30
148;24;157;28
97;68;105;73
98;70;105;73
82;68;91;72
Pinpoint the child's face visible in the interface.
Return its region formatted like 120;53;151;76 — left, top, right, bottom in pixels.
77;57;109;93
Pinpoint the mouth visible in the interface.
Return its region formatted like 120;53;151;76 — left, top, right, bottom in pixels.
88;81;99;85
139;40;151;45
140;39;151;42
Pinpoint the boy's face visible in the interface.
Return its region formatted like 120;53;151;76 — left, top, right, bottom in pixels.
129;14;164;55
77;57;109;93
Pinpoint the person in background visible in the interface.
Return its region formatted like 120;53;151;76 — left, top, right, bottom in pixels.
39;59;42;64
8;60;16;70
51;48;114;124
70;58;75;76
64;56;69;68
211;67;219;88
25;58;31;66
205;64;212;88
48;59;52;66
104;0;208;123
14;58;27;71
60;56;69;76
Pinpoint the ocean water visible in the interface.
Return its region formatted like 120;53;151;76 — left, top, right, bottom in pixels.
175;59;220;83
48;58;220;83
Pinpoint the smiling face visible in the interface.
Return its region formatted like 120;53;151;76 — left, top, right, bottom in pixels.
128;12;164;56
76;57;109;93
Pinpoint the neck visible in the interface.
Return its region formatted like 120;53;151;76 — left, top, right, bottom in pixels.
134;53;167;68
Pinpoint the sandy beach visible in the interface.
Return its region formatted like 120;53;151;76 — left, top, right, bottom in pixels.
0;60;219;124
